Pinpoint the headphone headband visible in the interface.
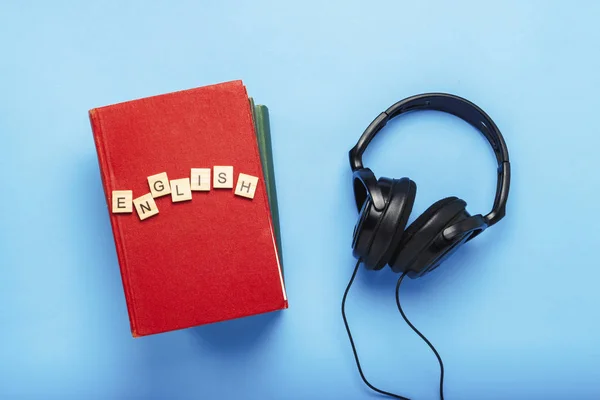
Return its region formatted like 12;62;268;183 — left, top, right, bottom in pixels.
349;93;510;227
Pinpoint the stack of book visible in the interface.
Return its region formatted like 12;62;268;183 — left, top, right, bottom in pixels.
89;80;287;337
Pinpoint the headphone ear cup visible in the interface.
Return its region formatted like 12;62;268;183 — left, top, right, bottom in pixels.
401;197;458;246
360;177;416;270
390;197;469;276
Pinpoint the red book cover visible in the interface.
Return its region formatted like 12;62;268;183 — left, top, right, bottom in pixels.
89;80;287;337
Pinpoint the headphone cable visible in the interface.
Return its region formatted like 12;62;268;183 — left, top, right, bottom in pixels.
341;259;410;400
396;271;445;400
341;259;445;400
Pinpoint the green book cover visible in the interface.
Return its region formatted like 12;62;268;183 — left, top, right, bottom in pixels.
250;98;284;279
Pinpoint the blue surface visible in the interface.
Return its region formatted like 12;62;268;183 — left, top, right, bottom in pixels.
1;1;599;399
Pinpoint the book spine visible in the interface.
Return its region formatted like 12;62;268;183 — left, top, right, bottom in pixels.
254;105;284;277
88;109;139;337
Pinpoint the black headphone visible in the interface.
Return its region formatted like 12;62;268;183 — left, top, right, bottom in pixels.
349;93;510;278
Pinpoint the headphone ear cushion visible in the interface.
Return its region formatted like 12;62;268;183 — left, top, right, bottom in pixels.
351;197;377;261
362;177;416;270
351;168;384;261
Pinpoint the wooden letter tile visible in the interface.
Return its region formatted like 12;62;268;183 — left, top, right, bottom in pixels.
213;166;234;189
170;178;192;202
148;172;171;198
234;173;259;199
133;193;159;220
112;190;133;213
190;168;211;191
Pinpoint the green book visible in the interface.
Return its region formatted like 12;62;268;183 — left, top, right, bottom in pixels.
249;98;284;280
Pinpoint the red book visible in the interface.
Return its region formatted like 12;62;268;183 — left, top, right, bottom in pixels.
89;80;287;337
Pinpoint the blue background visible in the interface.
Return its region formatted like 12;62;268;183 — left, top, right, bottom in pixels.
1;1;599;399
